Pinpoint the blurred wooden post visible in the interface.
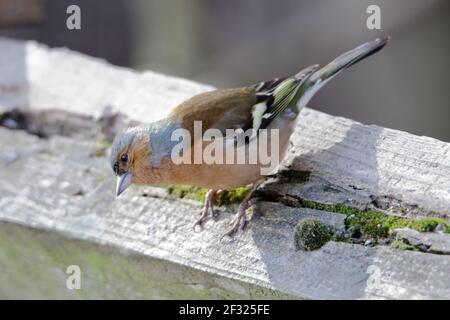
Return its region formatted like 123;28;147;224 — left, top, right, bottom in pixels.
0;0;43;27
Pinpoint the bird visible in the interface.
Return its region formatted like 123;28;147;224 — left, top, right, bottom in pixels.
110;36;389;236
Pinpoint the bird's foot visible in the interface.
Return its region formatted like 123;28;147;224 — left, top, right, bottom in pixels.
193;189;220;231
223;201;250;237
222;180;263;237
193;206;210;231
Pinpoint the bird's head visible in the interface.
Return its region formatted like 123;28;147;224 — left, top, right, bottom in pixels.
110;127;149;197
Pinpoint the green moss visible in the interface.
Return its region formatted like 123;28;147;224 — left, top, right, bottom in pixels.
294;199;450;240
391;239;420;252
165;184;250;205
407;218;450;233
346;212;450;239
346;210;394;238
166;184;208;202
294;219;334;251
296;199;361;216
215;187;250;206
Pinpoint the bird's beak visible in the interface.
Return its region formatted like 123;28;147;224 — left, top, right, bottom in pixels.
116;172;132;197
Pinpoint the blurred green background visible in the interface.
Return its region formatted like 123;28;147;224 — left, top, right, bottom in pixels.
1;0;448;140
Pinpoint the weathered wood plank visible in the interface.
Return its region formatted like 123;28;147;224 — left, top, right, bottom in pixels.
0;38;450;299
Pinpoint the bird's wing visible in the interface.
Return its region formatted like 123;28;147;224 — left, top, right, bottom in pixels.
168;87;256;137
246;65;317;132
168;65;317;142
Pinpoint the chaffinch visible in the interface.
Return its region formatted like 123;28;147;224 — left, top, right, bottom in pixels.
111;37;389;235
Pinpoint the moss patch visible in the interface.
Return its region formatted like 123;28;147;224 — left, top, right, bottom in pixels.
293;199;450;240
166;184;208;202
391;239;421;252
346;212;450;239
294;219;334;251
165;185;250;206
295;199;362;216
407;218;449;233
215;187;250;206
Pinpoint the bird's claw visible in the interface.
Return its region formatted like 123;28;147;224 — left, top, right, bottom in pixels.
193;189;219;232
223;216;246;237
222;204;249;237
193;206;209;232
192;217;204;232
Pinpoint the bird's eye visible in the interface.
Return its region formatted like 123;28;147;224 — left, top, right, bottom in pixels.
120;153;128;162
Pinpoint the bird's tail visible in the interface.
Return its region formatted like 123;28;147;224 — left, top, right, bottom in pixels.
296;36;390;110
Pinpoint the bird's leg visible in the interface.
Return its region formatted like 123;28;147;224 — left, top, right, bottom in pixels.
223;181;262;237
193;189;221;230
